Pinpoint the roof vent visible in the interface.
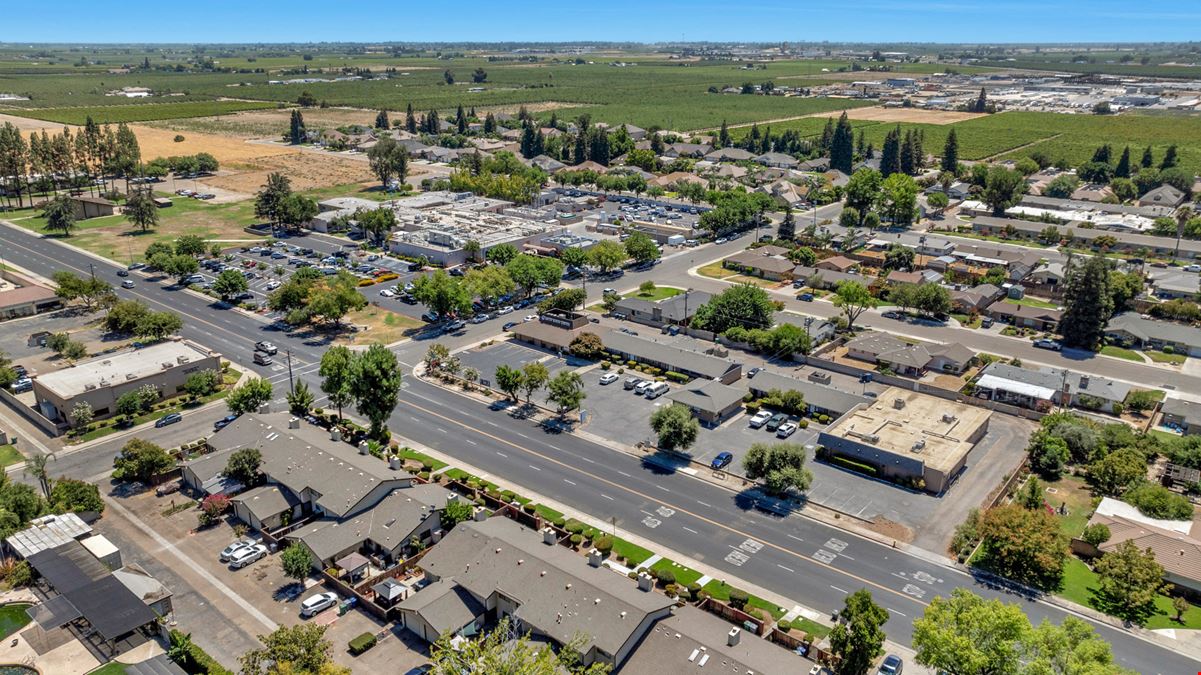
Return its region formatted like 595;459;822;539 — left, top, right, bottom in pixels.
893;397;906;409
125;373;137;380
565;583;572;590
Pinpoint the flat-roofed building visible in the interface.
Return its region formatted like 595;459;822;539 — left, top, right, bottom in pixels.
32;339;220;423
818;387;991;493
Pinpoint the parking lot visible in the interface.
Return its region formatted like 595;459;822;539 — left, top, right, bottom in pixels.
456;341;575;387
106;487;432;672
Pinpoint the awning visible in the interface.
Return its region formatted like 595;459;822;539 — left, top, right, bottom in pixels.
336;551;369;575
975;374;1056;401
28;595;82;629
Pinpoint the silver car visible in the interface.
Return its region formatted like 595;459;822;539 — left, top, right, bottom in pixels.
228;544;268;569
219;540;254;562
300;592;340;617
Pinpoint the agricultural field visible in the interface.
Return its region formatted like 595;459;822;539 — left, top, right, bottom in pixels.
1;100;279;125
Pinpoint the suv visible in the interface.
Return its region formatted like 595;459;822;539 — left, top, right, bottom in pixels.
228;544;268;569
877;654;903;675
253;351;273;365
624;376;643;390
255;341;278;355
219;540;254;562
300;592;340;618
765;413;787;431
634;380;654;395
711;452;733;470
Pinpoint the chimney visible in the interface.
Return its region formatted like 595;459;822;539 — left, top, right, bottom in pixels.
542;527;557;545
587;548;602;567
257;402;271;414
1080;375;1089;389
446;493;459;505
358;440;370;455
727;627;741;646
473;506;488;522
637;572;653;592
288;417;300;429
389;456;401;470
330;428;342;442
431;529;443;543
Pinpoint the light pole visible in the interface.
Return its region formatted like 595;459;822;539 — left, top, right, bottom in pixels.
286;349;295;395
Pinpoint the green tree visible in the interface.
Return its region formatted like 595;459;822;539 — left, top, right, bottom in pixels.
829;112;855;174
464;266;516;306
520;361;549;404
1061;256;1114;349
134;310;183;340
941;128;959;173
977;504;1067;589
844;168;883;222
505;254;564;298
649;404;700;452
828;589;889;675
430;617;608;675
1082;523;1111;547
52;271;114;312
223;447;264;487
1123;389;1159;416
226;377;273;415
49;478;103;515
494;364;523;402
24;453;53;500
211;269;249;301
912;588;1030;675
692;283;775;334
440;499;475;531
113;438;174;483
287;379;315;416
69;401;94;429
742;442;813;495
982;166;1027;216
1087;447;1147;496
41;194;77;236
351;344;402;438
125;190;159;232
320;346;355;420
288;109;306;144
253;172;293;232
539;288;587;314
278;193;318;232
1095;540;1165;623
486;242;520;266
879;172;919;227
1123;481;1193;520
367;135;409;189
411;270;473;319
882;244;915;272
239;623;337;675
623;231;660;264
545;371;586;416
279;542;313;584
833;281;877;331
586;240;628;274
355;206;396;247
1027;429;1071;479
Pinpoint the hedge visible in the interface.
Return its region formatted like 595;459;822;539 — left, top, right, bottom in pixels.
665;371;689;383
169;629;233;675
828;454;878;476
349;632;377;655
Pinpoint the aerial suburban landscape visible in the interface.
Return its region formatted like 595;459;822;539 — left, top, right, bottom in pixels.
3;3;1201;674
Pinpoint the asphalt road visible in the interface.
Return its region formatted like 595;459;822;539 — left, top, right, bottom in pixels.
0;221;1196;673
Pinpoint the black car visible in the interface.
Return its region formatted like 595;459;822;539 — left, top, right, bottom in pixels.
214;414;239;431
503;321;519;331
117;269;129;277
711;452;734;470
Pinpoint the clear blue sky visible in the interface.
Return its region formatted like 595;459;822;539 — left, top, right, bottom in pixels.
5;0;1199;44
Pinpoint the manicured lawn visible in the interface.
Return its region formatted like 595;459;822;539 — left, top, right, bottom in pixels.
532;503;564;523
610;537;652;566
697;262;735;280
1059;557;1201;629
623;286;683;302
87;663;132;675
951;313;982;329
649;558;703;587
1150;429;1182;443
0;444;23;468
943;230;1051;248
1004;296;1060;310
0;603;31;639
788;616;831;639
398;448;447;471
1100;345;1144;362
701;580;788;620
1147;350;1187;365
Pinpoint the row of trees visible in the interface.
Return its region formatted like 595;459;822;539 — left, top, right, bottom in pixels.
491;360;586;416
267;266;366;327
319;344;403;438
0;118;141;209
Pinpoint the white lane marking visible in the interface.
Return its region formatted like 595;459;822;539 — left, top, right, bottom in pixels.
436;427;447;433
777;564;795;573
830;585;848;594
787;534;804;543
696;500;712;508
682;526;699;534
601;494;614;501
617;471;631;477
655;485;670;492
564;479;577;486
465;439;477;446
496;451;508;458
527;465;542;471
887;608;907;617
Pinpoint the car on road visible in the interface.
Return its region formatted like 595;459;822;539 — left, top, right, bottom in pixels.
228;543;269;569
748;410;773;428
300;591;340;618
1033;338;1062;351
445;320;466;332
599;373;619;385
881;310;903;320
255;341;278;354
602;288;617;296
715;237;728;244
524;314;537;322
747;367;760;378
121;280;135;289
116;269;129;277
154;412;182;428
127;262;146;271
877;654;903;675
470;313;490;323
219;540;255;562
502;321;518;331
776;422;798;438
214;414;240;431
711;452;733;470
765;413;787;431
797;293;814;302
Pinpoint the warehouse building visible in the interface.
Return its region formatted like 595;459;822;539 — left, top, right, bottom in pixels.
818;388;991;493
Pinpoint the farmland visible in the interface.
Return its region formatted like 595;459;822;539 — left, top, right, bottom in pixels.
0;100;279;125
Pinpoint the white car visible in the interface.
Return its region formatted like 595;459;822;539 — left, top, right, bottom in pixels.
265;281;282;291
121;279;135;289
300;591;340;617
379;288;395;297
748;410;773;428
219;540;254;562
634;380;653;395
497;305;514;315
524;314;537;322
228;544;268;569
776;422;798;438
599;373;619;385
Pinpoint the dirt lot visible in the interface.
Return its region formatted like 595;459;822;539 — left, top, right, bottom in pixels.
202;151;374;194
809;107;988;125
131;124;298;163
0;111;60;131
147;107;381;139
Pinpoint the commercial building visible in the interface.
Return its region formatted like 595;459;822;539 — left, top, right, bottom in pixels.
665;380;745;426
604;331;743;384
746;370;870;418
32;339;221;424
70;195;118;219
818;388;991;493
511;310;608;352
388;205;562;267
0;269;61;321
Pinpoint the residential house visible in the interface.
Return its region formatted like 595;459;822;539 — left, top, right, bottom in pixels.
973;362;1131;413
746;370;870;418
620;124;647;141
949;284;1003;312
665;380;745;426
650;171;707;190
1138;184;1186;208
815;255;858;273
773;311;837;345
530;155;566;173
612;290;711;328
753;152;799;169
797;158;830;172
710;164;748;180
757;179;806;208
882;269;943;286
1076;499;1201;595
792;265;864;290
1149;270;1199;300
703;147;754;162
723;246;795;280
1160;397;1201;435
986;303;1063;331
604;331;743;384
663;142;711;159
400;517;676;669
1070;183;1114;203
1026;263;1066;294
1106;312;1201;357
845;333;975;375
926;181;971;201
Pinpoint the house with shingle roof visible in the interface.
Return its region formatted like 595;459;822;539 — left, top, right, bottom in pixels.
1106;312;1201;357
986;303;1062;331
845;333;975;376
973;362;1130;413
1077;499;1201;595
1138;184;1186;208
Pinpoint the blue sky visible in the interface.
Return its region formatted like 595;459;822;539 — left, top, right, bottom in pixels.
4;0;1200;44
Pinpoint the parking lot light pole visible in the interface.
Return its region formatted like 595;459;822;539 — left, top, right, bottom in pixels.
286;349;295;395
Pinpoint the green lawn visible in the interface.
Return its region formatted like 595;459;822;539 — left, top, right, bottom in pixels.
610;537;653;566
1100;345;1144;362
398;448;448;471
0;444;23;468
701;580;788;620
1004;296;1060;310
532;503;564;523
0;603;31;639
1147;350;1187;365
649;558;703;587
1059;558;1201;629
951;313;982;329
623;286;683;302
87;663;132;675
788;616;831;639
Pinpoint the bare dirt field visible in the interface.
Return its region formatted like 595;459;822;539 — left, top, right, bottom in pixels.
203;151;374;194
130;124;299;161
0;111;59;131
809;107;988;125
145;107;379;139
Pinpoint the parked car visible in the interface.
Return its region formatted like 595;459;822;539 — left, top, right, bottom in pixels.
877;654;903;675
599;373;619;385
155;412;182;428
497;305;514;315
502;321;519;331
765;413;787;431
776;422;798;438
747;367;760;378
981;318;994;328
10;378;32;394
524;314;537;322
748;410;773;428
445;320;466;332
624;376;643;390
1033;339;1062;351
228;544;269;569
219;540;255;562
214;414;240;431
711;452;734;470
300;592;340;618
881;311;903;320
255;341;278;354
798;293;815;302
470;313;490;324
634;380;654;395
379;288;395;298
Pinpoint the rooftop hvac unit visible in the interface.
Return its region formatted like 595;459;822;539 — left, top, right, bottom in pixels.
893;397;906;409
125;373;137;380
912;438;926;452
177;355;190;364
942;413;957;423
83;383;97;391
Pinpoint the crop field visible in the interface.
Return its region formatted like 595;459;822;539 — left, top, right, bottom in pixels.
0;100;279;125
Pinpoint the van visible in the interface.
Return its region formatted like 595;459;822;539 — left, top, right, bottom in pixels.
253;352;273;365
644;382;669;399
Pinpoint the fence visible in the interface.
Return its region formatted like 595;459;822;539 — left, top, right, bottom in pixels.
697;596;767;636
0;388;64;437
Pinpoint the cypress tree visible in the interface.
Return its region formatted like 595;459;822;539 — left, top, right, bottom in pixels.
1161;144;1179;169
405;103;416;134
1115;146;1131;178
1091;144;1112;165
456;105;467;134
819;117;835;153
880;126;902;177
289;110;305;144
856;130;866;156
747;124;761;152
483;113;496;134
1141;145;1153;168
829;112;855;174
900;130;915;176
777;207;796;241
374;109;389;129
520;123;537;158
974;87;988;113
1060;255;1114;349
941;128;958;173
718;120;731;149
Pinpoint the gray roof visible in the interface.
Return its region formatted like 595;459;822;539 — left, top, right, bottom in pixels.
1107;312;1201;349
396;579;485;635
848;333;974;369
1162;397;1201;426
417;518;674;660
619;605;809;675
792;265;864;288
292;484;453;561
125;654;188;675
1140;184;1186;207
666;380;745;415
233;484;300;523
613;290;711;324
704;147;754;162
978;362;1131;403
209;414;412;518
1020;194;1175;218
604;332;741;381
746;370;869;415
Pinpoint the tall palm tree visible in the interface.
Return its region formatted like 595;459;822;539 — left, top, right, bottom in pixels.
1175;204;1195;263
24;453;54;500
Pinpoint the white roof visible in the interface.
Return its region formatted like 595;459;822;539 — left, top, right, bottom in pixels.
5;513;91;557
1095;497;1193;535
80;533;119;559
35;340;215;398
975;373;1057;401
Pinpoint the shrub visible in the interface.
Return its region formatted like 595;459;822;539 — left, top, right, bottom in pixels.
818;414;829;423
777;619;792;632
728;588;749;609
570;533;583;547
522;503;536;514
628;571;639;580
655;568;676;585
601;360;611;370
566;520;586;534
348;632;377;655
797;419;809;429
594;535;613;554
686;582;702;597
745;607;767;621
1082;523;1111;547
665;371;689;383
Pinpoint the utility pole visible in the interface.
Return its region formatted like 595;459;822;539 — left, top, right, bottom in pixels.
286;349;295;395
88;263;95;281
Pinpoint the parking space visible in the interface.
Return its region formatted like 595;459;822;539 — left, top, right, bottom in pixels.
457;341;574;385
